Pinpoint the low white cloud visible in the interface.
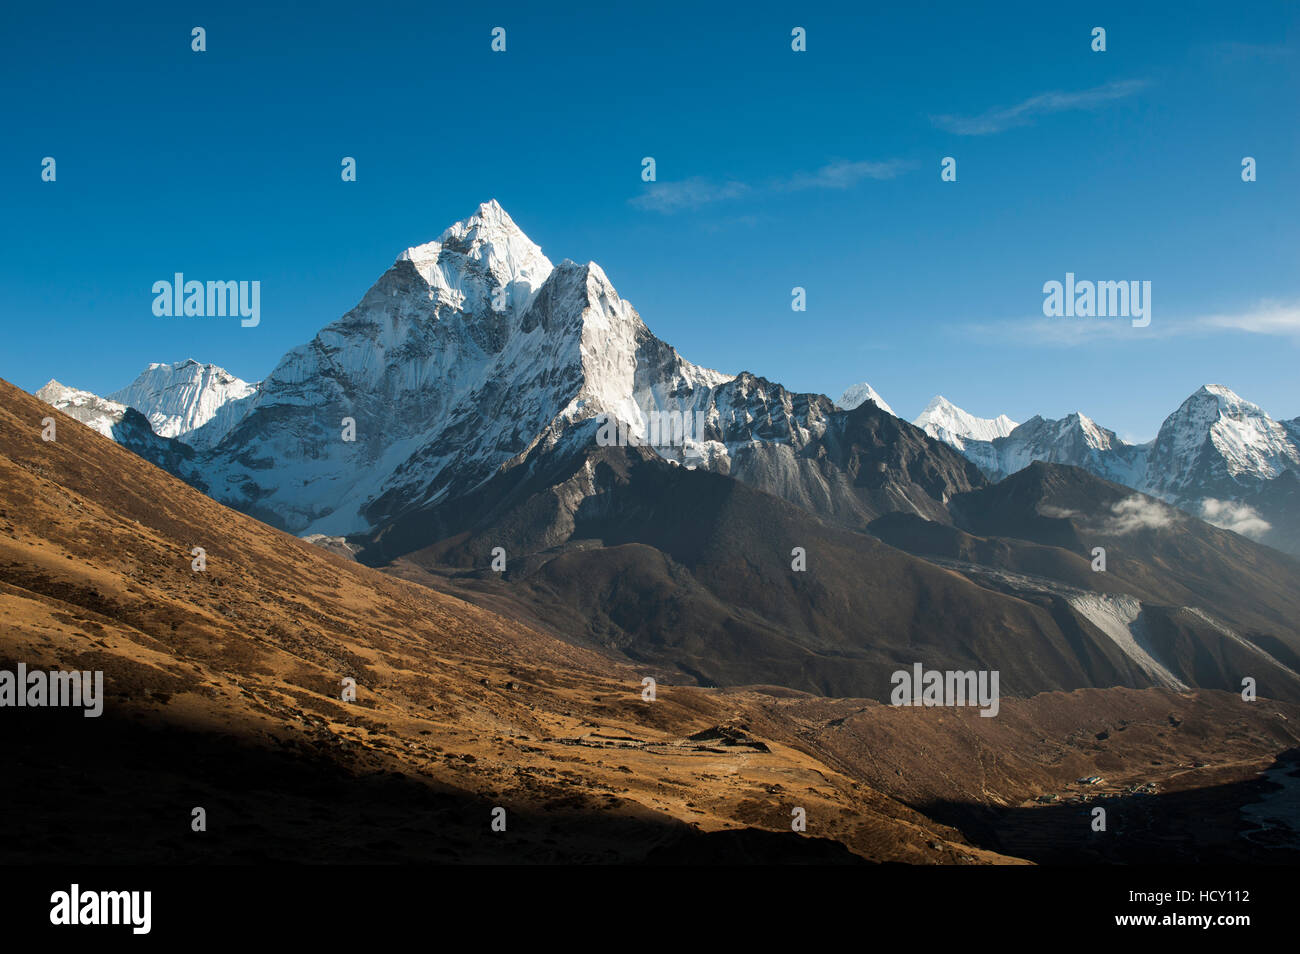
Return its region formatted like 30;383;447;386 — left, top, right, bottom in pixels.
1038;497;1175;534
1103;496;1176;535
1037;504;1081;519
1199;498;1272;538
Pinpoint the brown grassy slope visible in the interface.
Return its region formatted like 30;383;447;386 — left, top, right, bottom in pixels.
0;377;1010;863
5;377;1295;864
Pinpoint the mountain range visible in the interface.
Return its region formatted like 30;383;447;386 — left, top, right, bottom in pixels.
40;204;1297;557
836;381;1300;556
32;201;1300;707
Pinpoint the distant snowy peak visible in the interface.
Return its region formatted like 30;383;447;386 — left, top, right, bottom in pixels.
911;383;1299;550
1017;411;1125;452
955;384;1300;494
836;382;895;417
35;379;207;489
108;359;257;447
35;380;129;438
1148;384;1300;494
914;395;1017;445
994;412;1147;486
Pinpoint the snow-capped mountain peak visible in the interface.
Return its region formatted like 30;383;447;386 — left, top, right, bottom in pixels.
1176;384;1269;433
836;382;895;416
914;395;1018;444
1148;383;1300;492
398;199;554;319
35;379;207;488
187;202;745;534
1060;411;1120;450
35;380;129;438
108;359;257;449
946;410;1147;489
904;381;1298;551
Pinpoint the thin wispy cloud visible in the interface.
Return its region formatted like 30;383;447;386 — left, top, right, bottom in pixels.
780;159;914;190
954;317;1163;346
631;159;911;213
629;177;750;213
931;79;1149;136
955;300;1300;347
1194;301;1300;336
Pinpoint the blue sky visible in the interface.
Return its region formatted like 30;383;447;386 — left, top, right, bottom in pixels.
2;0;1296;440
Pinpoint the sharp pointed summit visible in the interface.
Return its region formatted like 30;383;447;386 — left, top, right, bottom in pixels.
836;382;895;417
166;202;747;534
397;200;554;320
914;395;1018;445
1147;383;1300;500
